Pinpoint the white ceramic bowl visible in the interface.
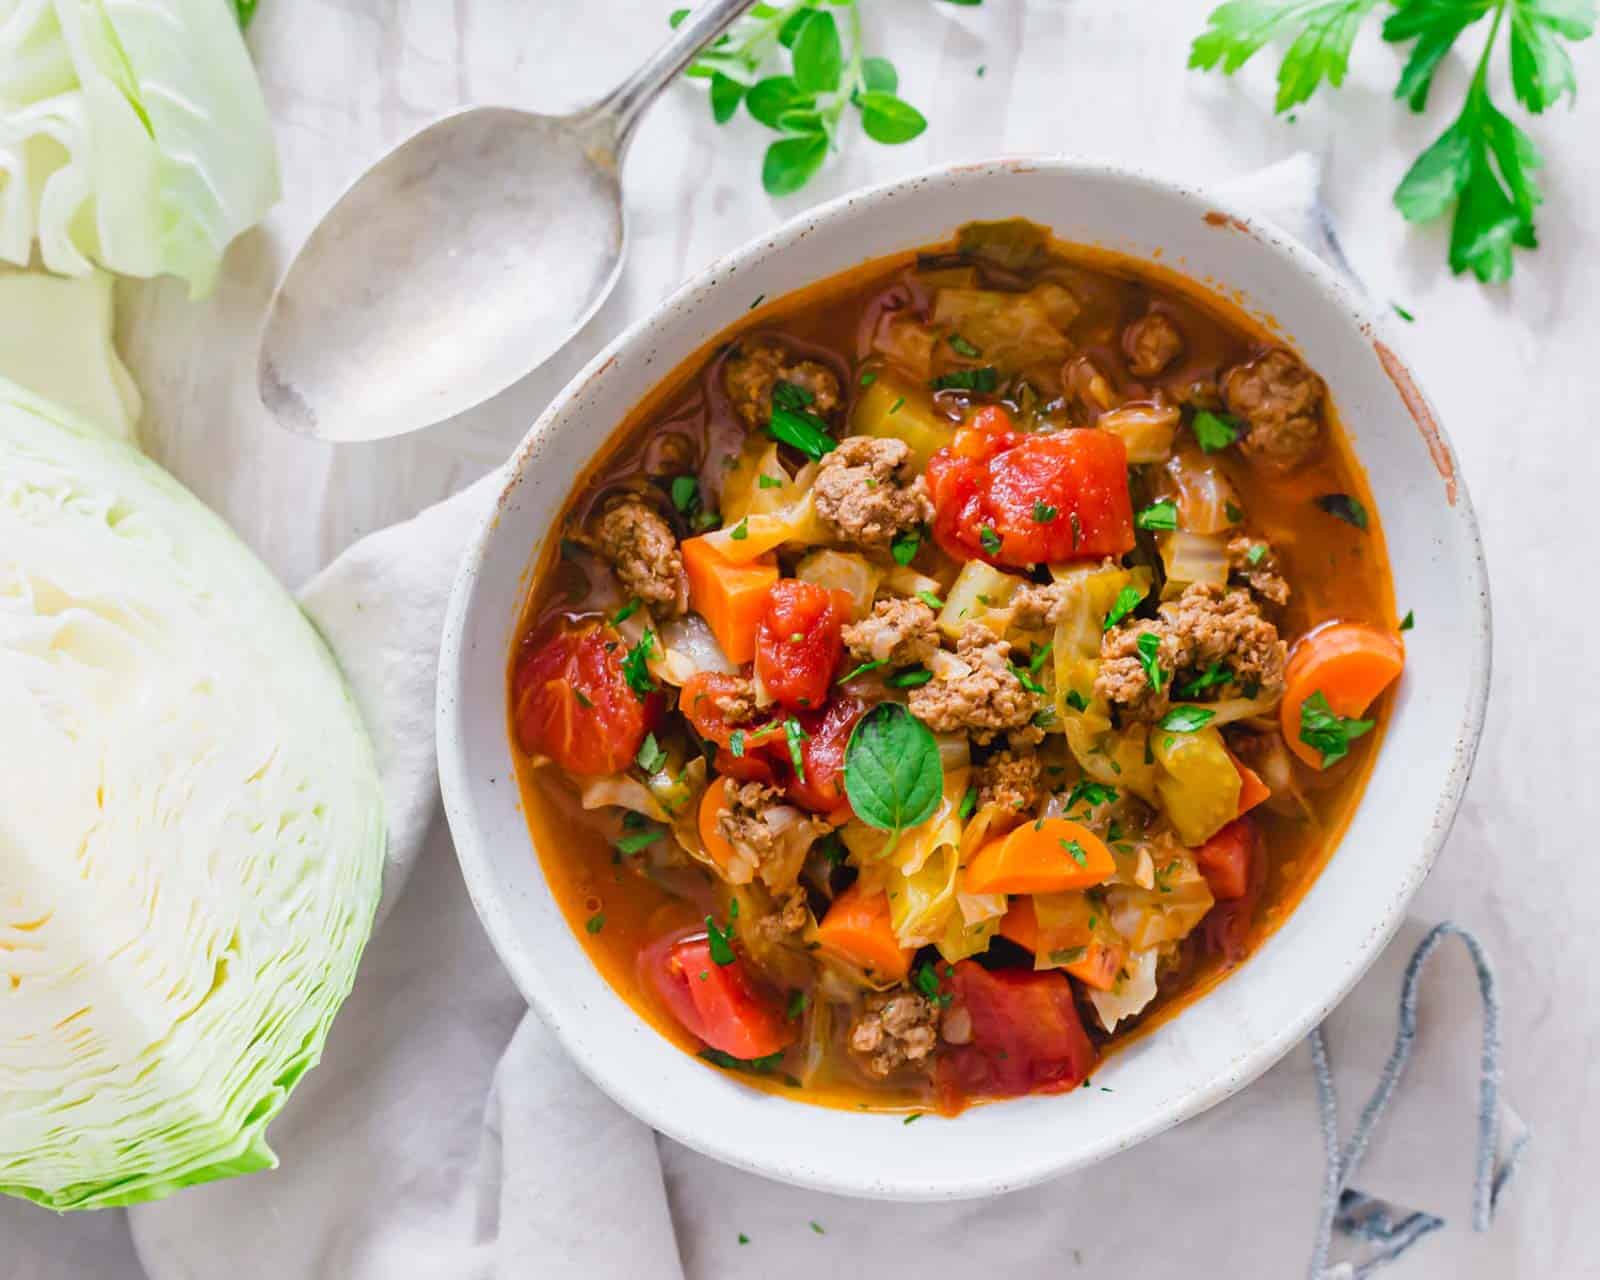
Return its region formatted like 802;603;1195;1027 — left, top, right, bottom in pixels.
437;158;1489;1201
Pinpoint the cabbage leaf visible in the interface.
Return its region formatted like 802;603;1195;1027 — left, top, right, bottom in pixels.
0;0;280;296
0;378;384;1209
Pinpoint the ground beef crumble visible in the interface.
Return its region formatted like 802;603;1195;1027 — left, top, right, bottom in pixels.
714;780;829;891
1095;583;1286;721
1222;348;1325;472
848;988;942;1078
908;624;1042;745
1226;533;1290;607
812;436;932;550
841;596;940;667
1123;311;1185;378
976;749;1043;814
754;886;810;945
587;495;688;616
722;338;841;430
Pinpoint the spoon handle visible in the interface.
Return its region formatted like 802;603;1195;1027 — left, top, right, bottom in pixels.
594;0;757;150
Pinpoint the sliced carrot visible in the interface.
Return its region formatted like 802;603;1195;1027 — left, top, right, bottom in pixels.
965;818;1115;895
998;895;1122;991
1228;749;1271;818
682;536;779;664
815;882;914;981
697;779;736;874
1281;621;1405;769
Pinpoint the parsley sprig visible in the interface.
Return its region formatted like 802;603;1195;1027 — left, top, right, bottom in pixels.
1189;0;1596;281
675;1;930;195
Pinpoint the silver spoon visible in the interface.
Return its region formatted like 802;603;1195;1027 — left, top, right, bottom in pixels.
258;0;754;443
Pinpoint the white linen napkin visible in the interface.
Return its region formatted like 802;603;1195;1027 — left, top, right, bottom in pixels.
114;156;1525;1280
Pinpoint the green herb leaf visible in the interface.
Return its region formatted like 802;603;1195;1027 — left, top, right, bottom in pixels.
947;333;983;358
810;1220;826;1236
1104;583;1146;631
1050;946;1087;965
786;990;809;1021
1314;492;1369;530
858;91;928;144
671;474;700;512
1065;779;1118;811
738;1232;751;1245
747;75;804;128
979;524;1002;555
585;912;605;935
917;590;944;610
958;785;978;819
859;370;879;387
1011;664;1046;695
1136;498;1179;531
730;728;746;758
844;702;945;834
892;529;921;565
1060;838;1089;867
1298;689;1376;766
1033;500;1058;524
862;55;899;93
710;72;746;124
763;132;829;197
699;1047;784;1074
1192;409;1241;453
616;827;663;856
1065;689;1089;712
889;395;906;414
1175;662;1231;698
1399;609;1415;632
233;0;259;28
622;630;658;696
903;1112;923;1125
887;667;934;688
1158;705;1218;732
1245;542;1269;566
730;518;750;541
930;366;1001;393
768;405;837;459
1188;1;1383;114
1225;500;1245;523
1029;643;1053;673
1135;631;1164;693
1392;302;1416;322
613;597;642;625
636;732;668;774
791;9;843;94
705;914;737;965
839;658;886;683
669;8;689;28
785;716;809;782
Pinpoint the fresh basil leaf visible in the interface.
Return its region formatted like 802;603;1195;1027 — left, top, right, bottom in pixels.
862;55;899;93
858;91;928;144
1298;689;1376;766
763;132;830;195
844;703;944;834
1065;779;1117;811
710;72;746;124
1158;705;1218;732
668;6;689;27
792;9;843;94
747;75;803;128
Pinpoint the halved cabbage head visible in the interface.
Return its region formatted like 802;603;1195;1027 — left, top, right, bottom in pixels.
0;380;384;1209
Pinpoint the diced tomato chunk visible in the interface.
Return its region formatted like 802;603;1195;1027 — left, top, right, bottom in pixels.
640;933;795;1060
935;962;1097;1106
925;427;1135;568
754;580;853;712
784;696;867;816
1195;817;1256;902
512;623;652;776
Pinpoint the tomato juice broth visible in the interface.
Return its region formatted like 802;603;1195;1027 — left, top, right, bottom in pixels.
509;227;1396;1112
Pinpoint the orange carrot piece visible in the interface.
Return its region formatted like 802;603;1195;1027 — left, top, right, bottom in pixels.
697;780;736;874
998;896;1039;952
816;882;914;981
998;896;1122;991
1281;621;1405;769
682;536;779;664
965;819;1115;895
1228;750;1271;818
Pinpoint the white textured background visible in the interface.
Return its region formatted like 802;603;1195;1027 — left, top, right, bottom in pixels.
12;0;1600;1275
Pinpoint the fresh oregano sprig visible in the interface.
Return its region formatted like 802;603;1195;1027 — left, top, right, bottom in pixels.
671;1;931;195
1188;0;1596;282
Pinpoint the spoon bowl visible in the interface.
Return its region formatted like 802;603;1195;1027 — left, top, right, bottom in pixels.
257;0;753;442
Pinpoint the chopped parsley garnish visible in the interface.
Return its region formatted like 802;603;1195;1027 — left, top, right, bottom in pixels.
891;529;921;566
729;518;750;541
773;379;814;410
635;732;667;774
810;1221;826;1236
1399;609;1415;632
729;729;746;758
887;667;933;688
978;524;1002;555
1104;583;1145;631
1158;705;1218;732
1032;500;1058;524
1060;838;1088;867
947;333;982;358
1050;946;1087;965
622;630;658;696
1065;689;1089;713
1315;492;1369;531
839;658;886;683
1175;662;1231;698
691;508;720;532
1135;631;1164;693
816;832;849;865
670;474;699;512
1029;643;1052;673
616;827;663;855
903;1112;923;1125
1224;499;1244;524
1393;303;1415;323
784;716;809;781
1135;498;1178;531
917;589;944;610
758;473;784;490
1011;664;1046;695
913;962;952;1006
929;366;1000;394
860;371;878;387
889;396;907;415
1299;690;1376;767
699;1047;783;1074
574;689;593;709
738;1233;751;1245
1065;779;1118;811
767;381;837;460
1192;409;1241;453
958;785;978;819
705;914;737;965
613;597;642;625
786;990;809;1021
585;912;605;934
1245;542;1269;566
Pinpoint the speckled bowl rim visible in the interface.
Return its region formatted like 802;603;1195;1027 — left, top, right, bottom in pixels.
437;156;1490;1201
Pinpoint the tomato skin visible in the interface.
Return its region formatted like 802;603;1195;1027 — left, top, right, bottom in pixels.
755;580;853;712
640;933;795;1060
1201;816;1264;963
935;962;1097;1106
680;671;755;748
1195;816;1256;902
512;623;649;775
925;427;1135;568
785;696;867;816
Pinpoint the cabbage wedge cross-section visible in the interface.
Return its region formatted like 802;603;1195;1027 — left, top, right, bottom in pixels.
0;379;384;1209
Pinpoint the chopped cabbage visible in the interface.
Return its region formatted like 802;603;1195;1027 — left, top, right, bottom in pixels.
938;559;1023;639
1088;947;1160;1032
1165;445;1240;535
1151;725;1241;846
932;286;1072;370
851;376;955;469
0;0;280;296
0;379;384;1209
1099;402;1180;463
1107;848;1215;949
1159;530;1230;599
795;548;880;618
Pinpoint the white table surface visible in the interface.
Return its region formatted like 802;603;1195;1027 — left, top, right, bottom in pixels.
13;1;1599;1275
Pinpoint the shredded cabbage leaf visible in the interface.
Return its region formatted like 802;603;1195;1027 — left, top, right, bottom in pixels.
0;378;384;1209
0;0;280;296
